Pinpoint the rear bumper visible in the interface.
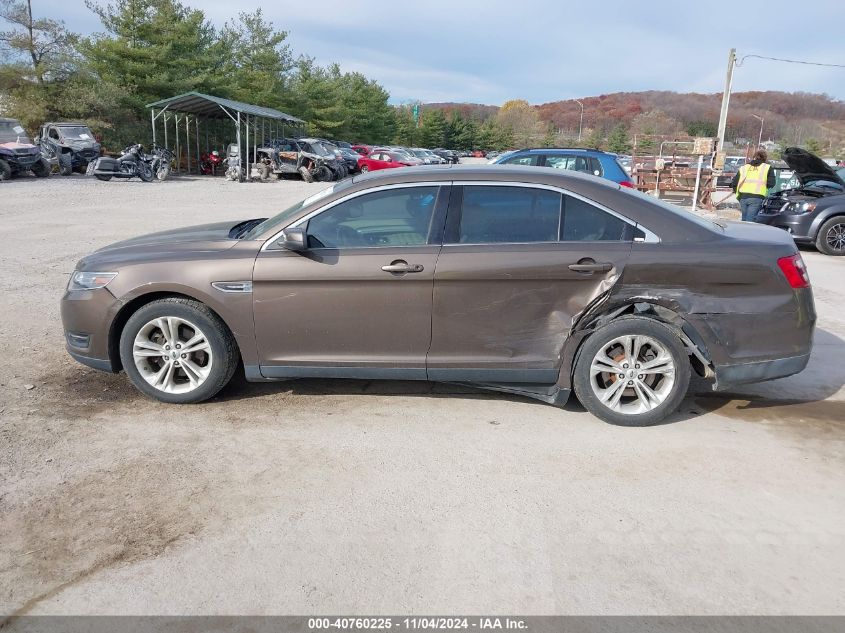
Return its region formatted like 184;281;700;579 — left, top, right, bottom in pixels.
714;352;811;388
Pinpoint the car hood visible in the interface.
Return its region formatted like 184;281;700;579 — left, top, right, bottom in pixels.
0;141;38;151
781;147;845;187
77;221;241;270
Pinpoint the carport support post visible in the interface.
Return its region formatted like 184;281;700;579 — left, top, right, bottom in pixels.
163;113;168;153
236;111;242;182
691;154;704;213
196;118;200;174
151;108;156;146
186;115;191;175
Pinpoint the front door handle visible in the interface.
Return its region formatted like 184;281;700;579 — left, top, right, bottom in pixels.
568;260;613;273
382;260;425;274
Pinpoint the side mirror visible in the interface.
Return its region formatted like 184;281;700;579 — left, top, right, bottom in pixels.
278;226;307;251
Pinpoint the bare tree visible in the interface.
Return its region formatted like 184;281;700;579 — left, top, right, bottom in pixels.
0;0;77;84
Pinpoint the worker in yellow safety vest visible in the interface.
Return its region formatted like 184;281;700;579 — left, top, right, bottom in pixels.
731;149;776;222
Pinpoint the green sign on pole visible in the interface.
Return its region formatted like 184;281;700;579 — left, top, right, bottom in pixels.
412;103;420;126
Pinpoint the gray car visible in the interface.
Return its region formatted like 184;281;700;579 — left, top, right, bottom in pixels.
61;165;815;426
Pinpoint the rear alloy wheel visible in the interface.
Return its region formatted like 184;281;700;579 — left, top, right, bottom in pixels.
573;317;691;426
119;298;238;404
816;217;845;256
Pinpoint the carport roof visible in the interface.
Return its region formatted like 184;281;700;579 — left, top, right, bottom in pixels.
146;91;303;123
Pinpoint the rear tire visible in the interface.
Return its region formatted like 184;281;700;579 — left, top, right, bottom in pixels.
299;166;314;183
573;316;691;426
119;298;239;404
94;174;112;182
32;158;51;178
0;159;10;181
156;164;171;181
816;216;845;256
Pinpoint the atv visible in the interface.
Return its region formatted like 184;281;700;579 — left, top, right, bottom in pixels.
0;118;50;180
254;137;339;182
36;122;101;176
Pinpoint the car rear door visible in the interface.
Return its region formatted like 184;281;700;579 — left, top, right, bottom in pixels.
427;182;635;384
252;183;449;379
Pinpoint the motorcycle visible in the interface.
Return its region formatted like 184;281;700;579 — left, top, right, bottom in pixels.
87;144;154;182
224;143;243;181
144;144;174;181
199;150;224;176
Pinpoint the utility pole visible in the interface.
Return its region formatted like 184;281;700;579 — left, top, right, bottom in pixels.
716;48;736;153
575;99;584;142
751;114;764;149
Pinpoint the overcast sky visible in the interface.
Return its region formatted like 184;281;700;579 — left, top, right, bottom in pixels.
42;0;845;104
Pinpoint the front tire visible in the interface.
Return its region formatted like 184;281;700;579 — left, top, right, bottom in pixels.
138;163;154;182
119;298;239;404
573;316;691;426
816;216;845;256
32;158;51;178
0;159;10;181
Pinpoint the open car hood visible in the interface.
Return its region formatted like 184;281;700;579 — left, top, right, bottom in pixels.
781;147;845;188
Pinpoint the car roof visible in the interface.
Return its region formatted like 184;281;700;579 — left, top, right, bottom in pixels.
511;147;615;156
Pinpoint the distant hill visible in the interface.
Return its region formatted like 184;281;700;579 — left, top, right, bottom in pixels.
427;91;845;153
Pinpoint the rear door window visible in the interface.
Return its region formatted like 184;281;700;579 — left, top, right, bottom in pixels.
560;195;630;241
452;185;561;244
545;154;593;173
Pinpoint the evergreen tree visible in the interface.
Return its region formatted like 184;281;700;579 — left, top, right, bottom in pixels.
606;123;631;154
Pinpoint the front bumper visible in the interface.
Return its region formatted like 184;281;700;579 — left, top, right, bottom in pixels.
61;286;121;373
756;211;816;242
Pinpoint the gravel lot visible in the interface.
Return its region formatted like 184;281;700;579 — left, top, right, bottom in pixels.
1;167;844;616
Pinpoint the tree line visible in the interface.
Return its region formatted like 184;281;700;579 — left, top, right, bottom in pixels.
0;0;396;149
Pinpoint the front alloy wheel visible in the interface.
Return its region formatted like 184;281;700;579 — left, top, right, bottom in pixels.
573;317;691;426
120;298;238;403
817;217;845;256
132;316;213;394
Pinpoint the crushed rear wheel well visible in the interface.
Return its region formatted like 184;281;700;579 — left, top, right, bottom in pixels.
569;302;714;382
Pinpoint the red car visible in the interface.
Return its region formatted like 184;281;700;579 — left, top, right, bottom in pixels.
351;144;373;156
358;150;412;173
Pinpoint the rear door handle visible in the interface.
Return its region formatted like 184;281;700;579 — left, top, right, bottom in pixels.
568;261;613;273
382;261;425;274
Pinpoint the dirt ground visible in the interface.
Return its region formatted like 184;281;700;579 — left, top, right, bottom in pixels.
1;168;844;616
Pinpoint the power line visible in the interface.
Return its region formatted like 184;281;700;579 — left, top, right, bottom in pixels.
737;54;845;69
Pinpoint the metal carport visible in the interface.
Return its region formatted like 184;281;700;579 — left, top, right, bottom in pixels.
146;91;305;180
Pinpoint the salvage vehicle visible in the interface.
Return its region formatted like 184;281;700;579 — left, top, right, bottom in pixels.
254;138;335;182
36;122;101;175
61;165;815;426
756;147;845;256
88;144;154;182
432;148;460;164
0;117;51;180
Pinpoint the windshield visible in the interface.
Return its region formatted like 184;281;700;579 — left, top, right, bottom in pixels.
311;142;335;157
241;180;355;239
57;126;94;140
623;187;724;231
0;120;31;144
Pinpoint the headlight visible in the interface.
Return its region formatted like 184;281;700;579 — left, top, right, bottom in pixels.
787;201;816;214
68;271;118;290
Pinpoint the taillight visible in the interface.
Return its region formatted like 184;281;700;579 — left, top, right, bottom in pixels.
777;254;810;289
619;180;634;188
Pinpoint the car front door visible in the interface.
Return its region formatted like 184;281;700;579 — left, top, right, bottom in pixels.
427;183;635;384
252;184;448;379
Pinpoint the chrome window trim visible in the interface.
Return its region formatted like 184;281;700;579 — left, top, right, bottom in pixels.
262;181;445;252
262;179;662;251
449;180;661;245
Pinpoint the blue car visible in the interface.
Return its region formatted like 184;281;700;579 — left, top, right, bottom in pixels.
491;148;634;187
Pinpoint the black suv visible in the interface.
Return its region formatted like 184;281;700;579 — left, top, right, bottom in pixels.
756;147;845;256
